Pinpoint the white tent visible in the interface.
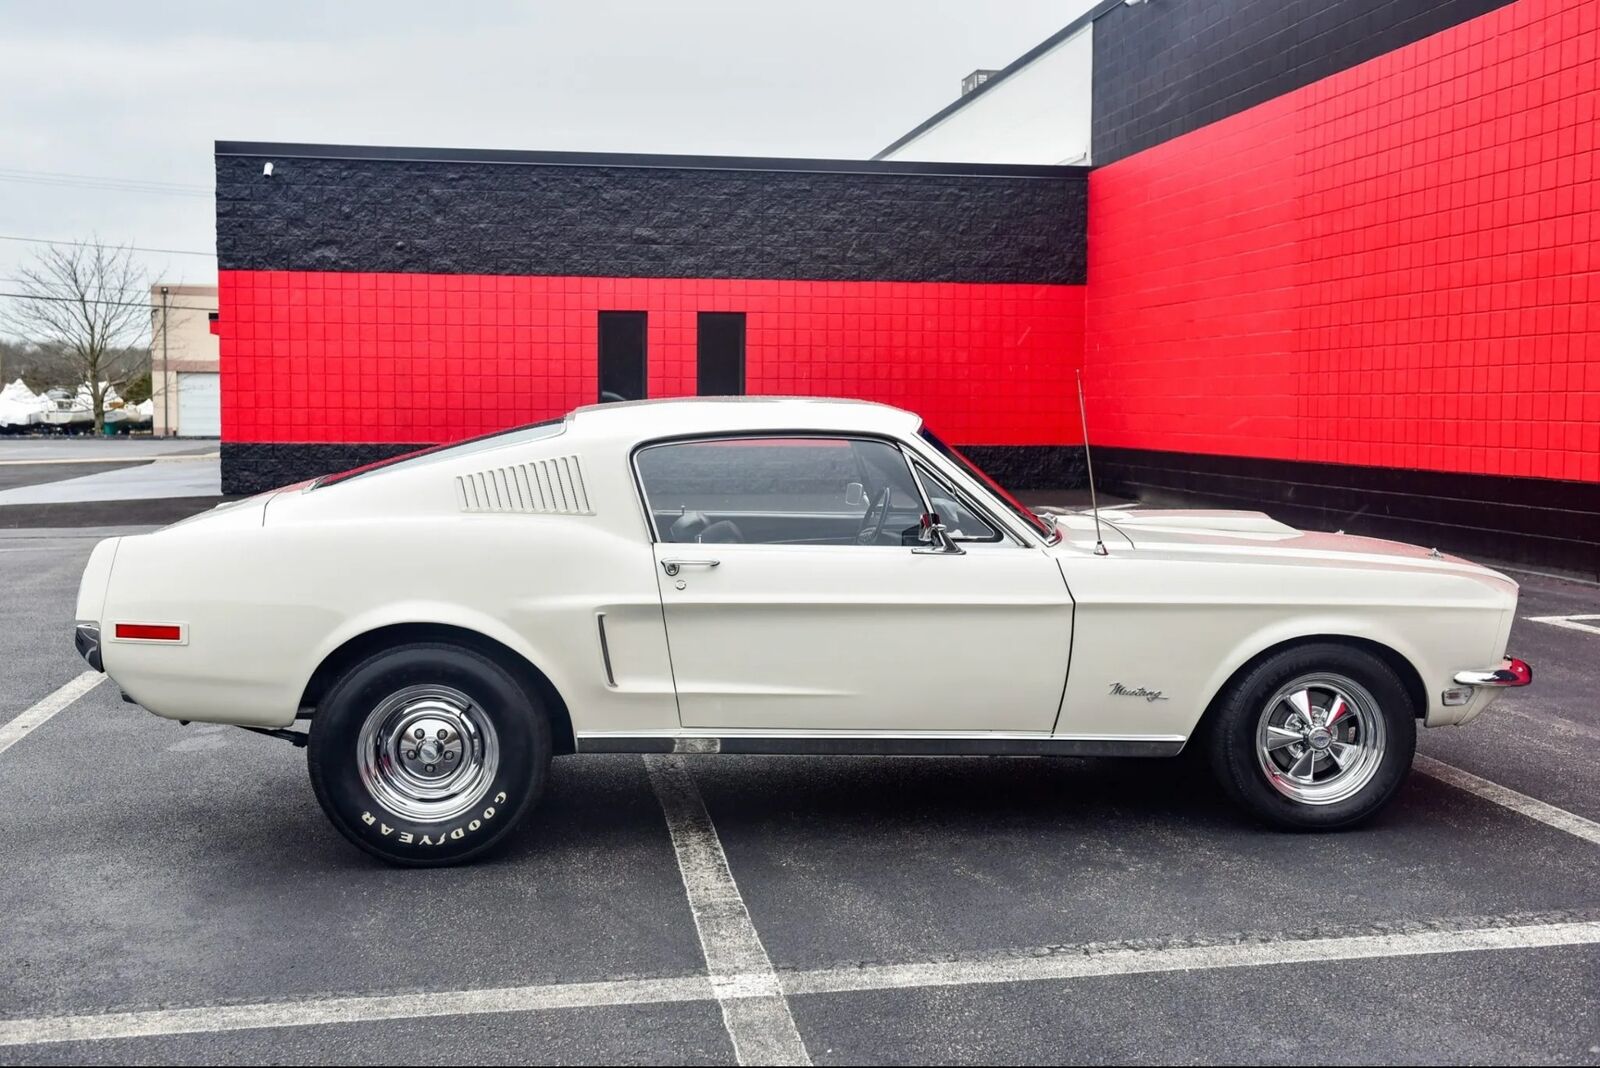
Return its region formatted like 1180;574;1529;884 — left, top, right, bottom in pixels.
0;378;50;428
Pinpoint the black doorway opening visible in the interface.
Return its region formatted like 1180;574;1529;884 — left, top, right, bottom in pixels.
598;311;647;402
697;312;746;396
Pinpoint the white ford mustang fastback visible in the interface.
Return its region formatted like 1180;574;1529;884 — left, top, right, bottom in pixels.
75;398;1531;865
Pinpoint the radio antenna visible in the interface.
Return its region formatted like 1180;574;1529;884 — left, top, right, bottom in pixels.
1075;369;1108;556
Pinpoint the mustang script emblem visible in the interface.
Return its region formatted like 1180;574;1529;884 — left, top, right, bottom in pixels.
1109;682;1169;702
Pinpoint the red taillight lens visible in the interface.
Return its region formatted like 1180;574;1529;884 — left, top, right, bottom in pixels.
114;623;182;641
1504;657;1532;686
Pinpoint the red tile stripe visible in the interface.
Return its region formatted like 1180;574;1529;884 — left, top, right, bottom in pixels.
217;274;1087;448
1087;0;1599;483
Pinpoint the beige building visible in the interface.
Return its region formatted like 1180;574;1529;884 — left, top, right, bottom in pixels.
149;283;219;437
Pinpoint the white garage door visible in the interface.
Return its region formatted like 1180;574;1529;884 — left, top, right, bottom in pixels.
176;372;220;438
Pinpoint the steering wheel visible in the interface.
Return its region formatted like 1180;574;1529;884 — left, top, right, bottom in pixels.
857;486;892;545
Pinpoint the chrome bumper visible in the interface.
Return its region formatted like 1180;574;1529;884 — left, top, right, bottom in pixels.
74;622;103;672
1452;657;1532;688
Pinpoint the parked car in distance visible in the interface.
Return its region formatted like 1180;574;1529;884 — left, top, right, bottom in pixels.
75;397;1531;865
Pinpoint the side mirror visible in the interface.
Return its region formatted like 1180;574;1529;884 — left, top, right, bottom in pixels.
913;512;964;555
844;482;866;507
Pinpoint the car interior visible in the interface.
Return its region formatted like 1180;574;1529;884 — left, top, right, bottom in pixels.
637;436;1001;547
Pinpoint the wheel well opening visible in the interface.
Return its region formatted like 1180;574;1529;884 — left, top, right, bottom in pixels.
297;623;576;755
1195;634;1429;740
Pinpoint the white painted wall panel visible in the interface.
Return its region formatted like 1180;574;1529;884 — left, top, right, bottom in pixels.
881;25;1092;166
176;372;220;437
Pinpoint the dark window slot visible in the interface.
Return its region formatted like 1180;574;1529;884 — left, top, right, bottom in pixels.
598;311;647;402
697;312;745;397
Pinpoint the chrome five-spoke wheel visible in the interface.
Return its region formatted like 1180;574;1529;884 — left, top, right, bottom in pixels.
356;684;501;823
1254;673;1386;806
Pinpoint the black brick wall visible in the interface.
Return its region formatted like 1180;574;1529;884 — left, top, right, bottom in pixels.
216;145;1088;285
221;443;428;496
961;445;1086;492
1091;0;1517;164
221;442;1087;498
1095;448;1600;579
225;440;1597;578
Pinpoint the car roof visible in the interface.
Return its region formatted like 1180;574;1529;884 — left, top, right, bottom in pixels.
568;396;923;441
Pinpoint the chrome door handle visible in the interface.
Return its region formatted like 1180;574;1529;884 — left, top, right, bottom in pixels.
661;559;720;576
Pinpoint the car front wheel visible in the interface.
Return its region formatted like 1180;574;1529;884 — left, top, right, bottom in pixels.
1206;643;1416;829
307;642;550;866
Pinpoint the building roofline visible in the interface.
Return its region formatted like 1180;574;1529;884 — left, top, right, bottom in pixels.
215;141;1089;181
149;283;217;296
871;0;1122;161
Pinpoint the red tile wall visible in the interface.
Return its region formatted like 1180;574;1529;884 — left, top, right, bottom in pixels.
1087;0;1600;482
217;273;1085;447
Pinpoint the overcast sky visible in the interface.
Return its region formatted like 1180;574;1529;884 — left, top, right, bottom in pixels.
0;0;1096;321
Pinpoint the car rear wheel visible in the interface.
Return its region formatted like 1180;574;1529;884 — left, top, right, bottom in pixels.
1206;643;1416;829
307;642;550;866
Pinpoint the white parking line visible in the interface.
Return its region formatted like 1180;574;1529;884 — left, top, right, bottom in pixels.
1497;704;1600;745
0;672;104;757
1416;755;1600;847
0;457;148;467
782;917;1600;996
2;916;1596;1048
1497;564;1600;587
1526;614;1600;636
0;453;217;466
0;975;711;1048
1527;613;1600;635
645;753;810;1066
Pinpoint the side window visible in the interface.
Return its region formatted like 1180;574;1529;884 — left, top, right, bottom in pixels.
637;436;925;547
912;461;1002;542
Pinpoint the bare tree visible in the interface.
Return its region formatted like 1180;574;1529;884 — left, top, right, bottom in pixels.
2;238;148;432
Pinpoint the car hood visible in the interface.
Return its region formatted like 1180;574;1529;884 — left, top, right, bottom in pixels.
1049;508;1515;585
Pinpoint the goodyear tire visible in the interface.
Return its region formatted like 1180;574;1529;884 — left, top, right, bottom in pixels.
1207;643;1416;830
308;642;549;866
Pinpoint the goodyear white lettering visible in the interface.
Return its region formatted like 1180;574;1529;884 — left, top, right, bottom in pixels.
365;788;509;848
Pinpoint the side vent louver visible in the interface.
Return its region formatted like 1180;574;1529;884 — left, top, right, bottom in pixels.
455;455;593;515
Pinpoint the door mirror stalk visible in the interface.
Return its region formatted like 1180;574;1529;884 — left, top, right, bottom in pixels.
913;513;965;555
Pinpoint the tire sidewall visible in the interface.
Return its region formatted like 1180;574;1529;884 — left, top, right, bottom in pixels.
1209;644;1417;829
309;644;549;865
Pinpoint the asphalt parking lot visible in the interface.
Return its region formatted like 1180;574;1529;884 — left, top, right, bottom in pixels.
0;440;222;529
0;524;1597;1065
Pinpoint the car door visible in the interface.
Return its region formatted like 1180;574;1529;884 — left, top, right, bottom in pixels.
635;434;1074;733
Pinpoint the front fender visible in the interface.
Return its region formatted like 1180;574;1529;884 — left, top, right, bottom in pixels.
1193;614;1426;728
1056;586;1509;739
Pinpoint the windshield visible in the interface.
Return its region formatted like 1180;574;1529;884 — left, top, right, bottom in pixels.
312;418;566;488
918;429;1058;542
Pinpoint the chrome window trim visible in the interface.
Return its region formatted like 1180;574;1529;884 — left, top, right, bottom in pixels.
630;428;1049;550
631;430;936;547
896;427;1054;547
903;453;1012;546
